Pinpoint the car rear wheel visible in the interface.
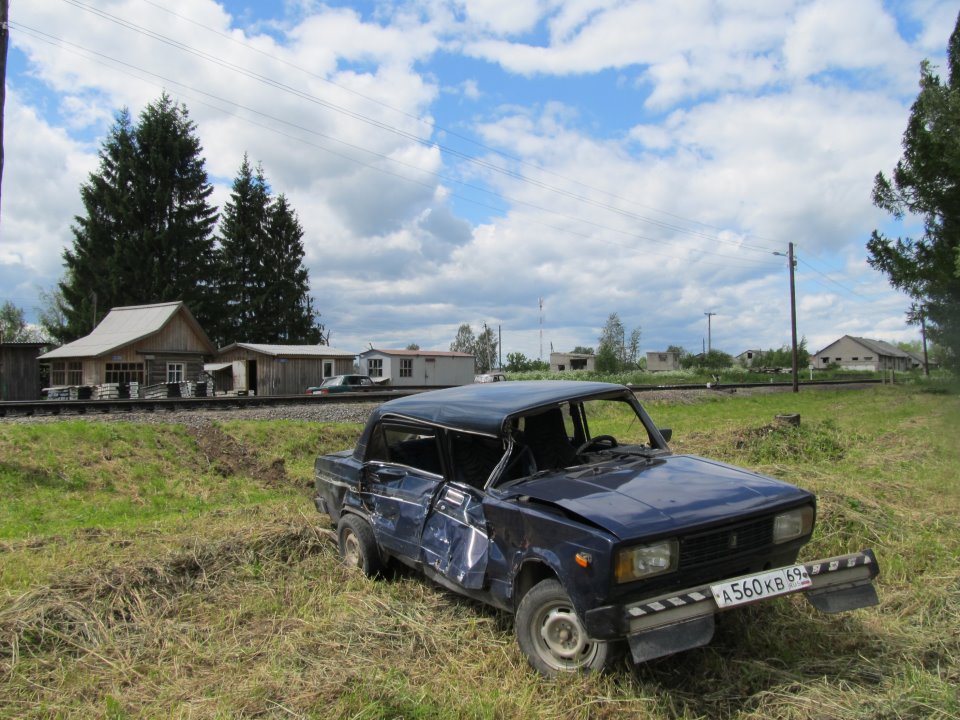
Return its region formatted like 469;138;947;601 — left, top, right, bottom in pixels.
337;514;384;577
516;578;614;676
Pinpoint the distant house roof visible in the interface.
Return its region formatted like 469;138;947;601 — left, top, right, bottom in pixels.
816;335;912;359
848;336;912;358
38;301;215;360
219;342;355;358
359;348;474;358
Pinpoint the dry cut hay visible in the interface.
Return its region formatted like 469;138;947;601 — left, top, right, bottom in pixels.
0;517;334;670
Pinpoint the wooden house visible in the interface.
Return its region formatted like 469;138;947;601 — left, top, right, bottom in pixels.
1;342;54;400
213;343;356;395
37;301;216;389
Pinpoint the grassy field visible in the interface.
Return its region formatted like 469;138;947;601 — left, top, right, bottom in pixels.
0;385;957;719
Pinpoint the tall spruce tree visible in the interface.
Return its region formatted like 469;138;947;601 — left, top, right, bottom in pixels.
215;157;323;345
215;155;269;344
867;12;960;371
261;194;323;343
61;94;217;340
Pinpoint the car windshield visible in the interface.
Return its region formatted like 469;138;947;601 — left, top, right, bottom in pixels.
579;398;650;445
495;395;660;486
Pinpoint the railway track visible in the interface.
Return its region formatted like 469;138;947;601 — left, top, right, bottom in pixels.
0;379;882;419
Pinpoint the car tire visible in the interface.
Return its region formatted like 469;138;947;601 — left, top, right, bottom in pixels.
337;514;384;577
515;578;616;676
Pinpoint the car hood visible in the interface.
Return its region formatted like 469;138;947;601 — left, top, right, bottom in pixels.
503;454;812;540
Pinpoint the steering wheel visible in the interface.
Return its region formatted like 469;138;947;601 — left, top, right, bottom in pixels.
576;435;618;455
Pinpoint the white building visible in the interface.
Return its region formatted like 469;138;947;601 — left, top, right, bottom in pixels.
358;348;475;386
812;336;912;372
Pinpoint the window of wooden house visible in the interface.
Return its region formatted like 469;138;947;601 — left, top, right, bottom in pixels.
167;363;185;383
105;362;144;384
400;358;413;377
50;361;83;386
368;358;383;377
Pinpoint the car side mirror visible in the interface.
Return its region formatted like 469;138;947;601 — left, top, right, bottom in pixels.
659;428;672;443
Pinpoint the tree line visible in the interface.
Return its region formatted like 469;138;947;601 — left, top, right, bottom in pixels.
47;93;323;347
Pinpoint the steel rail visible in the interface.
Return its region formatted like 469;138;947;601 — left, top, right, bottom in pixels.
0;379;883;418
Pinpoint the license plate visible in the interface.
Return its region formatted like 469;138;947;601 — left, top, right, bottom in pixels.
711;565;812;608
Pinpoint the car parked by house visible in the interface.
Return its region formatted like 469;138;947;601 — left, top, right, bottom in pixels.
313;381;879;675
306;374;377;395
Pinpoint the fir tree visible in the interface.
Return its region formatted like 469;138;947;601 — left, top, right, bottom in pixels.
214;155;270;345
215;158;324;345
61;94;217;340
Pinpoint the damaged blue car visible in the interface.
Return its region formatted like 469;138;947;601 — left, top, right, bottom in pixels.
313;381;879;675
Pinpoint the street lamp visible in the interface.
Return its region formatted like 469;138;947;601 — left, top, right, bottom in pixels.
773;243;799;393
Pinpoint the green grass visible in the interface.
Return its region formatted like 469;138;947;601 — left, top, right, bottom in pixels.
1;385;958;719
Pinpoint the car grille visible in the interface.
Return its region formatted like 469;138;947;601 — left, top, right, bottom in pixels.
679;515;774;569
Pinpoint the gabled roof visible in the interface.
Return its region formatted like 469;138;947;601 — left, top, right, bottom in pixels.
38;301;215;360
815;335;911;359
849;336;912;358
218;343;355;358
359;348;474;358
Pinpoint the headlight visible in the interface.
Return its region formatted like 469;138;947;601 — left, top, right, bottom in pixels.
773;506;814;544
615;539;678;583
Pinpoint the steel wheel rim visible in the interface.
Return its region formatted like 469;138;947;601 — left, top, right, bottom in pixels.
532;600;599;671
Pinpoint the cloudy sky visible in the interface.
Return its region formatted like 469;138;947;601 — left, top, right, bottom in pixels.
2;0;955;360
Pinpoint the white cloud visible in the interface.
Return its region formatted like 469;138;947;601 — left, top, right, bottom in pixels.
1;0;937;359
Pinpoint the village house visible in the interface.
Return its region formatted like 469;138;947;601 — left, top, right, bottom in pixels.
812;335;913;372
358;348;474;386
212;343;356;395
646;351;681;372
38;301;216;391
1;342;54;400
550;352;596;372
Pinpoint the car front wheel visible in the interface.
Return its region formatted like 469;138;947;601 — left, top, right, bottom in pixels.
336;514;384;577
515;578;615;676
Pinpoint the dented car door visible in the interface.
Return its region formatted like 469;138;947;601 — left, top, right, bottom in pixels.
421;484;490;589
362;421;444;559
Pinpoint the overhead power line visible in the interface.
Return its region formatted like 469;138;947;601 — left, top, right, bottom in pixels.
12;20;781;272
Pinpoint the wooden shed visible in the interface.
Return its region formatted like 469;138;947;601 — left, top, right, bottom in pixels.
37;301;216;390
1;342;53;400
214;343;356;395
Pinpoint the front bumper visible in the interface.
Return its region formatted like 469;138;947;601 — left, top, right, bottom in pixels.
584;548;879;663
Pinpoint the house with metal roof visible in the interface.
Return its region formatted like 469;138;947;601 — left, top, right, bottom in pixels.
358;348;475;387
214;342;357;395
811;335;912;372
37;301;216;389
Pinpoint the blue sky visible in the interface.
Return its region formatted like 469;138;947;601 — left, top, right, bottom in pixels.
2;0;955;360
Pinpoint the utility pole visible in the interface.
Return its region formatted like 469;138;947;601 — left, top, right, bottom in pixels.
1;0;9;220
774;243;799;393
920;307;929;377
538;297;544;361
704;312;716;354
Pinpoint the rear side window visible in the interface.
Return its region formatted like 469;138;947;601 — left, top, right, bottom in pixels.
449;432;504;489
367;422;443;476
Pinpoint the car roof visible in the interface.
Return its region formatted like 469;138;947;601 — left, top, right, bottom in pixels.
371;380;630;436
